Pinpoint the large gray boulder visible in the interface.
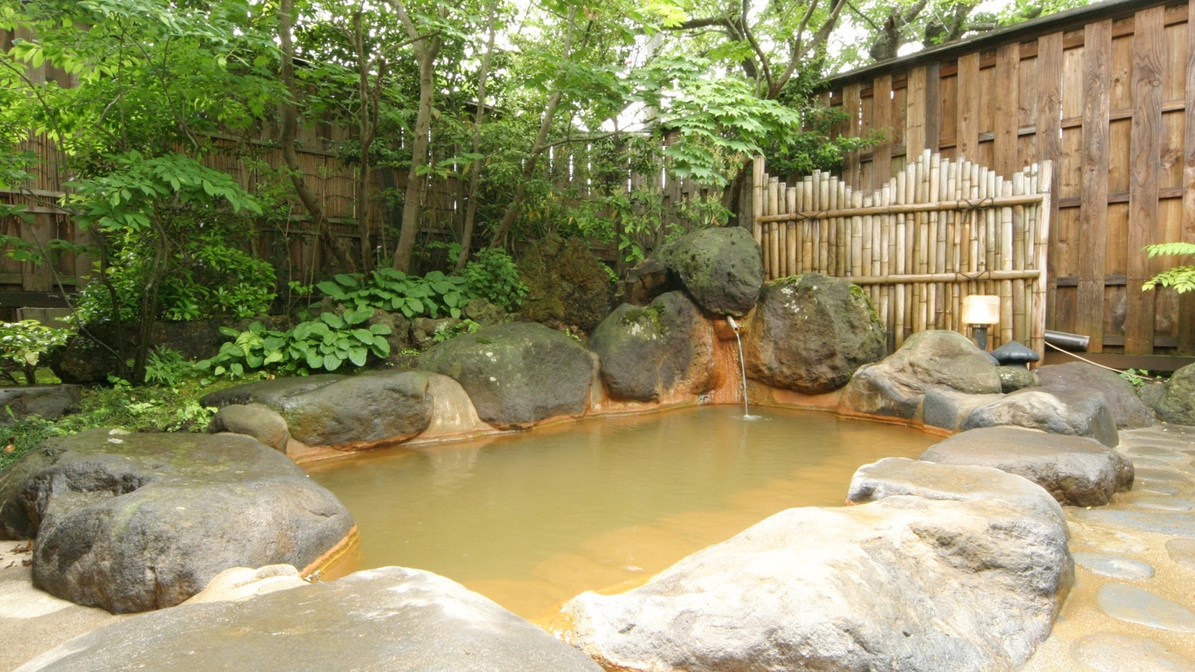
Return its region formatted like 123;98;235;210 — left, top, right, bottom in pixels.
838;330;1002;418
418;322;594;430
743;274;886;394
589;292;715;402
920;426;1134;507
0;385;80;422
1035;362;1155;429
656;227;764;317
962;387;1120;448
204;371;434;449
563;495;1071;672
847;457;1066;527
1141;363;1195;426
921;388;1004;432
0;429;354;613
18;567;603;672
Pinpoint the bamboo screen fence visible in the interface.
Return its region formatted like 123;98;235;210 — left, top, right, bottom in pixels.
752;150;1053;356
819;0;1195;358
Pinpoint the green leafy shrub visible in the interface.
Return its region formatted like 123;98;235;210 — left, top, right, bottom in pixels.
143;347;198;387
198;308;392;379
461;249;528;312
1143;242;1195;294
317;269;471;319
432;319;481;344
0;320;74;385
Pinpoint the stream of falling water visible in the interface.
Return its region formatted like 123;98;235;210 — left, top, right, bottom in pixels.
727;316;754;419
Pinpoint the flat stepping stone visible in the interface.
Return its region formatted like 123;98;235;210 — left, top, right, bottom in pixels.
1137;482;1184;496
1135;468;1193;487
1128;457;1174;469
1072;633;1195;672
1073;509;1195;538
1166;539;1195;572
1096;584;1195;631
1073;552;1155;579
919;426;1134;506
1131;497;1195;512
1123;445;1188;460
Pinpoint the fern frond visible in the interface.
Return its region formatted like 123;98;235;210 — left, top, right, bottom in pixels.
1142;265;1195;294
1143;242;1195;258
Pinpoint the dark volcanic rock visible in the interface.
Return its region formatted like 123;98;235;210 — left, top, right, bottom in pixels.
518;234;613;333
743;274;885;394
1035;362;1155;429
22;567;603;672
920;426;1134;506
418;322;594;429
202;372;433;448
1141;363;1195;426
588;292;715;402
656;226;764;317
0;385;80;422
921;388;1004;432
0;429;353;613
615;257;673;305
838;330;1002;418
563;495;1071;672
962;387;1120;447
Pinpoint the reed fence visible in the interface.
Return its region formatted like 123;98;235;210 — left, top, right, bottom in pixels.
752;150;1052;356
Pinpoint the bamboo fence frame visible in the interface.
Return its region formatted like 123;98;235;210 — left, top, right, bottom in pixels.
752;150;1053;357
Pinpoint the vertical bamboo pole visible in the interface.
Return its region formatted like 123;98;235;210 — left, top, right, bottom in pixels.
818;173;830;272
795;179;805;273
1033;161;1053;359
786;186;797;277
915;155;929;334
947;160;959;332
1000;178;1015;346
1012;171;1027;344
778;180;788;278
803;177;814;273
836;179;848;274
767;177;780;280
851;189;864;277
880;181;893;347
894;171;908;347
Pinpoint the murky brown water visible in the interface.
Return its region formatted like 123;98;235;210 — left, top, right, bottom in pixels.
307;406;938;619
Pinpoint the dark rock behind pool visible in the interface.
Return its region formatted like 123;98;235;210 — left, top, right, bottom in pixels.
656;226;764;317
517;234;613;333
588;292;715;402
0;385;80;423
200;371;434;448
562;495;1071;672
743;273;886;394
0;429;354;613
1140;362;1195;426
920;426;1133;507
418;322;594;429
838;329;1002;418
18;566;603;672
1034;362;1155;429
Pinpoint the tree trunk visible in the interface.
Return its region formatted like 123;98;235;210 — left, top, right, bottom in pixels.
456;0;498;271
387;0;443;273
278;0;354;273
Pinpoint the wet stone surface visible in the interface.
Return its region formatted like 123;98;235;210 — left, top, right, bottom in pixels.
1071;633;1195;672
1071;509;1195;538
1095;584;1195;632
1130;497;1195;512
1073;552;1155;580
1166;538;1195;572
1134;468;1194;487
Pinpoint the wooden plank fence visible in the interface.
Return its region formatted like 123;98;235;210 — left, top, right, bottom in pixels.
752;150;1052;356
820;0;1195;359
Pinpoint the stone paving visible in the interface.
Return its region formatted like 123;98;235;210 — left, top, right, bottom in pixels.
1020;423;1195;671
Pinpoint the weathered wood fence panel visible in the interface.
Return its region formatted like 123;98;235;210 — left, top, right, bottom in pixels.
753;151;1052;357
820;0;1195;357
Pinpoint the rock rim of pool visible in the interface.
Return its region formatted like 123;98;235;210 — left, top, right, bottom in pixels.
0;428;355;613
17;566;603;672
562;494;1072;672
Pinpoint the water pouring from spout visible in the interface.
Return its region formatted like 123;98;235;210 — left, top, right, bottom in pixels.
726;316;753;418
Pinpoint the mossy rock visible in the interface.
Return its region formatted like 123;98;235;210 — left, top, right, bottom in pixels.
518;234;612;333
655;227;764;317
589;292;715;402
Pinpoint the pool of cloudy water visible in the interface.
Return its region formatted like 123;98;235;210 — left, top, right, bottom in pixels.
306;405;938;619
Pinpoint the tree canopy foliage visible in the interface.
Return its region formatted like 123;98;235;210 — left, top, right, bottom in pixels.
0;0;1087;379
